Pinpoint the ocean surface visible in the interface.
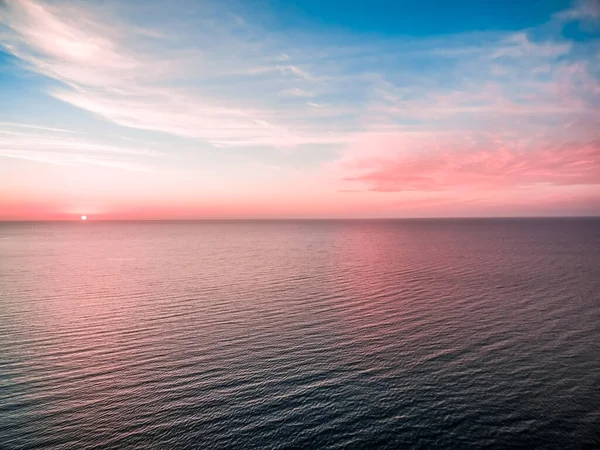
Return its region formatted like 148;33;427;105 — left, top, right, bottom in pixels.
1;219;599;449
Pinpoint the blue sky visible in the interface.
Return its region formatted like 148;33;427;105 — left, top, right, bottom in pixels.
0;0;599;219
257;0;571;35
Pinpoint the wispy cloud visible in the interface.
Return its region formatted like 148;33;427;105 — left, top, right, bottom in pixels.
280;87;315;98
0;0;343;149
554;0;600;23
0;122;78;134
0;126;160;171
285;65;313;80
342;134;600;192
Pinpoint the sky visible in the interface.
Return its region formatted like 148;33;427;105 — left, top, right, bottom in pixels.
0;0;599;220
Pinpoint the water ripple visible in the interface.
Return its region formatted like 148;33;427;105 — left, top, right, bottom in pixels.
1;219;599;449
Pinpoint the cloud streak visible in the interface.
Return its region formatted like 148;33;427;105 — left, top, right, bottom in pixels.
0;126;160;171
343;135;600;192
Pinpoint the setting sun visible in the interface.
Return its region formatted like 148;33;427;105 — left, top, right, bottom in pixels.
81;215;87;221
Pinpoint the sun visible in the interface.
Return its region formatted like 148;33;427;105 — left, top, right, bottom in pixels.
81;215;87;221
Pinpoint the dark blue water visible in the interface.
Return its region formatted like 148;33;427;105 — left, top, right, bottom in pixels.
1;219;599;449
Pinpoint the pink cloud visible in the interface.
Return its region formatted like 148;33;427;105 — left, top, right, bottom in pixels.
343;137;600;192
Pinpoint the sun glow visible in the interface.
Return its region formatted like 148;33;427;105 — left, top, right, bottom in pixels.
81;215;87;221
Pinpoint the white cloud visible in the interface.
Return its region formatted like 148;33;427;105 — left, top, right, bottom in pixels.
280;87;315;97
0;126;160;171
0;121;78;134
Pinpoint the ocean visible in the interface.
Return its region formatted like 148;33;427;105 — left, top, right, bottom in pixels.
1;219;599;449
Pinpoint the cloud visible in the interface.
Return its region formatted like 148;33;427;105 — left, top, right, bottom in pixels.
0;121;78;134
1;0;141;84
491;32;572;59
0;126;160;171
280;87;315;97
554;0;600;23
0;0;342;149
342;134;600;192
285;65;313;80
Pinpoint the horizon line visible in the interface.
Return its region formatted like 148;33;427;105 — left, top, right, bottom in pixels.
2;216;599;223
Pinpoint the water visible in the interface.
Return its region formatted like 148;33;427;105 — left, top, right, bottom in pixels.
1;219;599;449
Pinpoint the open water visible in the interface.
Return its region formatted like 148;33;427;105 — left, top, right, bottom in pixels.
1;219;599;449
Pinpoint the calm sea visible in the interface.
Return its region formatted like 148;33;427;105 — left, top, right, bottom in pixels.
1;219;599;449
